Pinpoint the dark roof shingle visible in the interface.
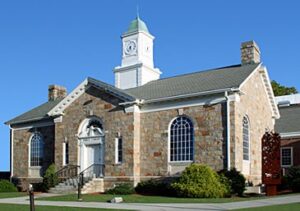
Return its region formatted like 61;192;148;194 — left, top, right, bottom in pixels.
5;98;63;125
125;63;259;100
275;105;300;134
6;63;260;125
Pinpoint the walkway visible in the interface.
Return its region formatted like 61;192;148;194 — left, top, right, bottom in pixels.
0;193;299;210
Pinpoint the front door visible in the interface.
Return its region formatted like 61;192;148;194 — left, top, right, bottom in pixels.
78;118;105;177
86;144;102;166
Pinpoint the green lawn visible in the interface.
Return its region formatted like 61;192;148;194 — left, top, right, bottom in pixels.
37;193;267;203
0;204;131;211
0;192;27;198
235;202;300;211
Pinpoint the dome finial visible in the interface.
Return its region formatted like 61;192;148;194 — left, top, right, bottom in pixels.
136;3;140;19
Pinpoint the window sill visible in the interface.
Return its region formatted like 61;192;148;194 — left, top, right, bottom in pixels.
168;161;193;166
29;166;42;169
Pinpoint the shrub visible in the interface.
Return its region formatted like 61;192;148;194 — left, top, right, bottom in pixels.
286;166;300;192
42;164;58;191
219;168;246;196
0;180;18;192
106;183;135;195
171;164;229;198
135;179;176;196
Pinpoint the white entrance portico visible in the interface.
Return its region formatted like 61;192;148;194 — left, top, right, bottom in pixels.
78;117;104;177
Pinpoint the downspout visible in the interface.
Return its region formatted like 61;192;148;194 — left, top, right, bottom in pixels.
225;91;231;170
9;126;14;182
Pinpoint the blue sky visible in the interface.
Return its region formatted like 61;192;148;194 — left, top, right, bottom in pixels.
0;0;299;170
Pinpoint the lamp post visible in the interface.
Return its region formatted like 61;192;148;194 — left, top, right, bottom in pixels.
29;184;35;211
78;173;83;201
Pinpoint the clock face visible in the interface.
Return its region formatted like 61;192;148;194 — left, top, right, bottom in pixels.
125;40;137;55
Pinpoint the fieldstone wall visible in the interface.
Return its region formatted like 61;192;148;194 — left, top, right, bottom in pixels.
231;68;274;184
139;103;226;177
12;125;54;190
54;86;136;188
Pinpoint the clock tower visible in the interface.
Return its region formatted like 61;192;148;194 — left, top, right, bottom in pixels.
113;17;161;89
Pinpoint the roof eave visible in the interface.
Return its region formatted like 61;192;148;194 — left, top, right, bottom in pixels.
132;87;239;105
47;77;137;117
5;116;52;126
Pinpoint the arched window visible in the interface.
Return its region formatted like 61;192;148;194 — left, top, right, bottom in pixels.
170;116;194;162
30;133;44;166
79;118;103;138
243;116;250;161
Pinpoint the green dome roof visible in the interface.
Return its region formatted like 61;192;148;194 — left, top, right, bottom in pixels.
125;17;149;34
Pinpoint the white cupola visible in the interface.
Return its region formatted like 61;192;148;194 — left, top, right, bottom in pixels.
113;16;161;89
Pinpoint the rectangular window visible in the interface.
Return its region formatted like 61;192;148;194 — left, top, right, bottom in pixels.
63;142;69;166
115;137;123;164
281;147;293;167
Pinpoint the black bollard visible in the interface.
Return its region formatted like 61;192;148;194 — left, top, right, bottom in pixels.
29;184;35;211
78;173;82;201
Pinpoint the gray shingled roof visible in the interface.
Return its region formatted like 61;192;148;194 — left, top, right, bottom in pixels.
87;77;136;102
275;105;300;134
5;98;63;125
125;63;259;101
6;63;259;125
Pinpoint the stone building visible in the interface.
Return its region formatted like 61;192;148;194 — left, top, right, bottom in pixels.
5;17;279;191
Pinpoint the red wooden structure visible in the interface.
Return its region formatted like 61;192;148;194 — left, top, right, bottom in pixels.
262;132;281;196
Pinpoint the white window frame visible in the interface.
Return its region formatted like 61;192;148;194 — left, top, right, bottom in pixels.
242;116;250;161
168;116;194;163
28;132;44;167
62;142;69;166
115;137;123;164
281;147;293;167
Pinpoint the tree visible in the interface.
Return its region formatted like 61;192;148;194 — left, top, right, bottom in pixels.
271;80;298;96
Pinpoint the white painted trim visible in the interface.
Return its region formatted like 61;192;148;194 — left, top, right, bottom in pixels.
167;116;195;163
28;132;44;177
143;88;235;104
242;115;251;161
122;30;155;39
48;79;89;116
62;142;66;166
9;126;14;180
11;121;54;131
239;63;262;88
225;91;231;170
281;147;293;167
140;96;227;114
238;63;279;119
260;66;280;119
280;132;300;138
242;115;251;175
115;137;122;164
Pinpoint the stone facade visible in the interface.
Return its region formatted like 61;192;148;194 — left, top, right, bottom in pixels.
9;67;276;191
231;67;275;184
54;86;136;190
139;103;226;177
11;125;54;190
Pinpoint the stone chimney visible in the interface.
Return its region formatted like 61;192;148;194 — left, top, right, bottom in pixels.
48;85;67;101
241;40;261;65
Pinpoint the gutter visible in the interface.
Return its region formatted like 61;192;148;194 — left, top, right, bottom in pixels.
120;87;239;106
280;132;300;138
9;125;13;181
225;91;231;170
